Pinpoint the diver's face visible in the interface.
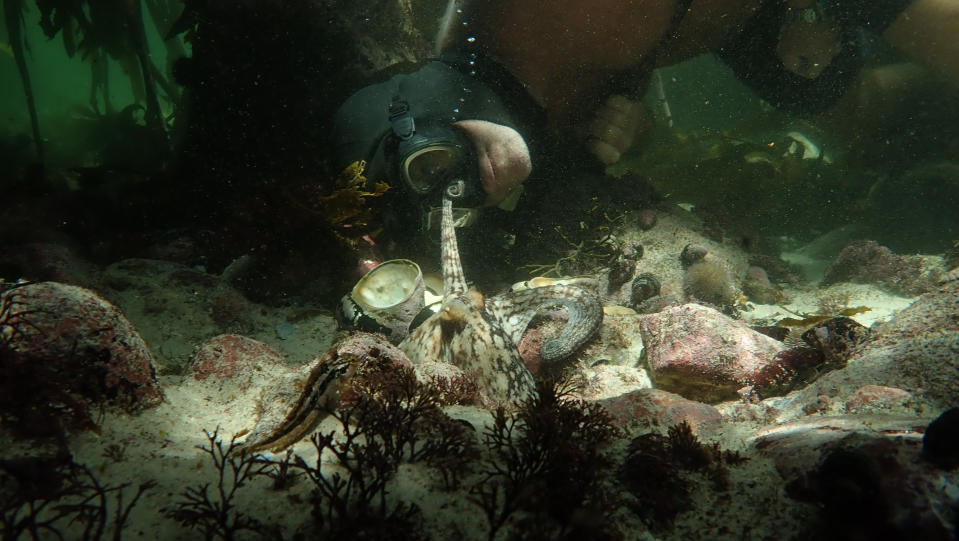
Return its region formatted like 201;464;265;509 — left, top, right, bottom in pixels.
452;120;531;206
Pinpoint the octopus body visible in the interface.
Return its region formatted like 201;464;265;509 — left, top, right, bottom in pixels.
238;182;602;453
399;181;603;403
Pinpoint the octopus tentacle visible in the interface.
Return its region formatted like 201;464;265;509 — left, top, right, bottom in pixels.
441;187;469;297
488;284;603;362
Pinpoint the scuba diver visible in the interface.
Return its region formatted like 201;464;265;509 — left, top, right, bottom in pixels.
331;0;958;232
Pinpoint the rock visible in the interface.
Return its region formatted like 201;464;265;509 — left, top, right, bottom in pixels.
99;258;264;371
190;334;286;381
922;408;959;469
800;316;869;365
0;282;162;435
680;243;708;269
640;303;786;403
238;332;412;453
596;388;722;432
575;364;652;402
822;240;940;295
517;324;547;374
637;209;658;230
843;385;911;414
749;415;957;540
0;242;100;287
741;265;781;304
578;311;646;369
769;281;959;420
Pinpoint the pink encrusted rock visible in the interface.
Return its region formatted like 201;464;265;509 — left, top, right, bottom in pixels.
640;303;785;403
844;385;912;414
191;334;286;380
517;326;546;373
334;331;414;369
1;282;161;433
596;388;722;432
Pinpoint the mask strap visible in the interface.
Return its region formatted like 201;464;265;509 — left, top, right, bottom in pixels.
388;96;415;140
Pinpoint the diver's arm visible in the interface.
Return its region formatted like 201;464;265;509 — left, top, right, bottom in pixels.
883;0;959;86
585;95;654;165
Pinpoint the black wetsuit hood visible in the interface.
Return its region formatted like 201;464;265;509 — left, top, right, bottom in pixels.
331;51;545;190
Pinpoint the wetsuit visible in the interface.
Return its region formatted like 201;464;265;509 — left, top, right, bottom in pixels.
718;0;915;115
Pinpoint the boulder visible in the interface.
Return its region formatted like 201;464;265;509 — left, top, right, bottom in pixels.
596;388;722;433
0;282;161;435
640;303;785;402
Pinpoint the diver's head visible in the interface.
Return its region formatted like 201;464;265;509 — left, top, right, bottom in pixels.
332;60;531;228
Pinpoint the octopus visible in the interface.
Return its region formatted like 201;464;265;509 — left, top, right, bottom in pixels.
238;180;603;454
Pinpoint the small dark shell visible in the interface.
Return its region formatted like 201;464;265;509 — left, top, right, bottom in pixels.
622;242;644;260
800;316;869;365
680;243;708;269
630;273;662;306
608;257;637;291
638;209;658;230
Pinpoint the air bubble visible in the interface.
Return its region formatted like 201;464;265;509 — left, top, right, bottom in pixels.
467;36;476;43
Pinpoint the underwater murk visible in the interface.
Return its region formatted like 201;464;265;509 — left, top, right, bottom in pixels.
1;1;958;540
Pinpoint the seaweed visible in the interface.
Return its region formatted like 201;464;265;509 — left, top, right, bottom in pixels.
619;421;747;531
315;161;390;229
164;428;279;541
0;452;155;540
279;363;477;538
775;305;871;328
259;450;301;491
518;212;625;278
470;378;620;540
3;0;43;166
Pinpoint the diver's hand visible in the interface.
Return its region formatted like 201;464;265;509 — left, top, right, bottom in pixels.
585;94;650;165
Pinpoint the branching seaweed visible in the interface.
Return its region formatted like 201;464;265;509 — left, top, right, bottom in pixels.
164;428;278;541
519;211;626;278
1;453;155;540
619;421;748;531
470;378;620;540
283;364;477;537
0;283;43;350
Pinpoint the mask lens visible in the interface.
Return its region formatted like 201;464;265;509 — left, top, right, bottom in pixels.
403;145;460;192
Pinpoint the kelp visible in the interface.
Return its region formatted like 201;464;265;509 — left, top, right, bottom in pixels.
3;0;44;166
776;305;871;328
35;0;174;133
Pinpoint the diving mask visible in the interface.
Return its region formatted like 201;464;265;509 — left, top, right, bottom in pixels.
385;98;487;228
